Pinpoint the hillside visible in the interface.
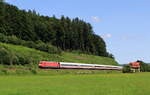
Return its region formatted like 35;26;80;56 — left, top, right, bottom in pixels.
0;1;117;66
0;1;113;58
0;43;118;66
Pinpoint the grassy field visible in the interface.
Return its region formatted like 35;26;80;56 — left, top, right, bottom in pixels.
0;73;150;95
0;43;118;65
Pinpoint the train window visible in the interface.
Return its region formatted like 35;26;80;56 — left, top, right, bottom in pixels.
80;65;93;67
94;66;104;67
70;65;78;66
61;64;78;66
111;67;118;68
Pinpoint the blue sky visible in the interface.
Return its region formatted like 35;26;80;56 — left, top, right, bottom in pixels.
5;0;150;64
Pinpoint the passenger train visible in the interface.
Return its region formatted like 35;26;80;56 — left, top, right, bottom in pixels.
39;61;122;70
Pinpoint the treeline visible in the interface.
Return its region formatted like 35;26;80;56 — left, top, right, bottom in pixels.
0;1;113;58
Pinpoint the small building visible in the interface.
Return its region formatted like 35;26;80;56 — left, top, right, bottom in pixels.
129;62;141;72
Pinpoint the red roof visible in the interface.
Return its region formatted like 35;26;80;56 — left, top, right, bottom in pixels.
129;62;140;68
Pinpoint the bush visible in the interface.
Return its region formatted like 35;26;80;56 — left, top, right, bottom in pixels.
17;55;32;65
47;44;61;54
0;46;10;65
22;41;36;48
35;41;48;52
0;46;33;65
122;65;131;73
7;36;21;45
0;33;8;42
0;46;21;65
36;41;61;54
135;61;150;72
0;33;62;54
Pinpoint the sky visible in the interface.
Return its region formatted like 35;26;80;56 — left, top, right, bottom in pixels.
5;0;150;64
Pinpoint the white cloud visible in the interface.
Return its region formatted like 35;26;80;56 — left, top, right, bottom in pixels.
101;33;112;39
91;16;101;22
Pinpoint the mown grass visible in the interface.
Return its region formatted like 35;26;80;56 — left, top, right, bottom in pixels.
0;73;150;95
0;43;118;65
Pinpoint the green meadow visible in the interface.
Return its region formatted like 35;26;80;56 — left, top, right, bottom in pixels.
0;72;150;95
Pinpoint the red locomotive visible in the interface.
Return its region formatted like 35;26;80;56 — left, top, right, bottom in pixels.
39;61;60;69
39;61;122;70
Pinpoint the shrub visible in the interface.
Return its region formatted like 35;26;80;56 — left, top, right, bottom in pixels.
47;44;61;54
0;33;7;42
122;65;131;73
136;61;150;72
36;41;61;54
16;55;33;65
0;33;62;54
0;46;10;65
140;63;149;72
0;46;20;65
35;41;48;52
22;41;36;48
0;46;33;65
7;35;21;45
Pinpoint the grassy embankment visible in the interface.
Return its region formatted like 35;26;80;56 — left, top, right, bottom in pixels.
0;73;150;95
0;42;118;65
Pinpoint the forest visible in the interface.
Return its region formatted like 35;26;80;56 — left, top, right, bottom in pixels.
0;1;113;58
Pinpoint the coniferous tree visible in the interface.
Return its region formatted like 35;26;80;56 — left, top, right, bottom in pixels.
0;2;113;58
